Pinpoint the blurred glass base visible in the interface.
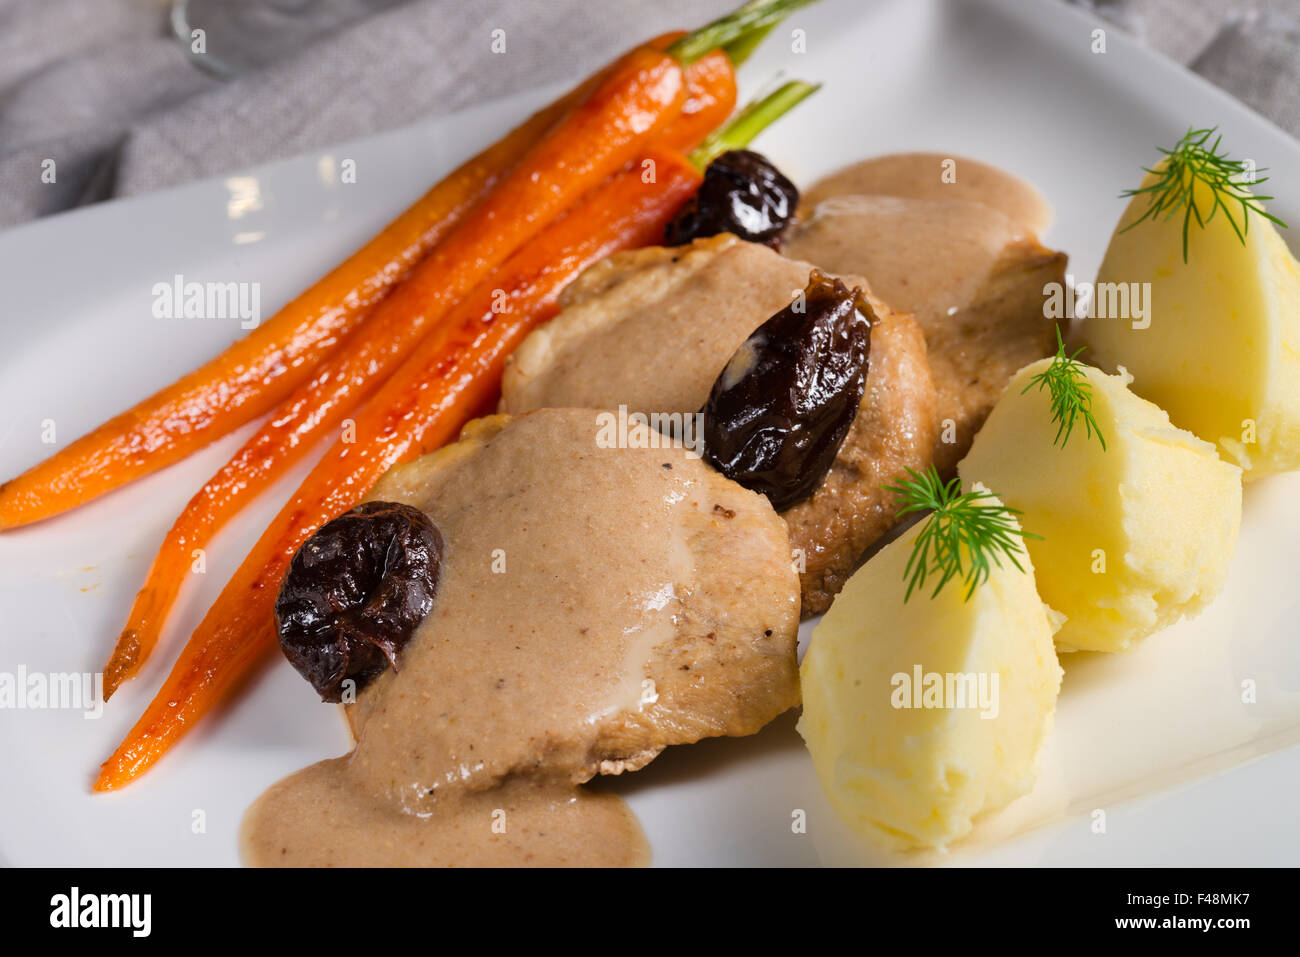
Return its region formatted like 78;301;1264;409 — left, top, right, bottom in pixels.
172;0;411;77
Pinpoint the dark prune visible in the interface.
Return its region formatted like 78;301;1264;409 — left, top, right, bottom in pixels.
275;501;442;702
702;271;872;511
665;149;798;250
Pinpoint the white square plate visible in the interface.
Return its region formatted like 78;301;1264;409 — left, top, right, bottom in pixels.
2;0;1298;866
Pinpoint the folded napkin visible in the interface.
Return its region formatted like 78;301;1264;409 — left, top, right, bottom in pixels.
0;0;1295;229
1071;0;1300;133
0;0;738;227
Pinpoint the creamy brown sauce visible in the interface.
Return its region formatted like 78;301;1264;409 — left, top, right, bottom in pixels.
798;152;1052;236
243;410;798;867
789;195;1026;331
244;761;648;867
785;156;1064;473
500;234;936;617
501;234;856;417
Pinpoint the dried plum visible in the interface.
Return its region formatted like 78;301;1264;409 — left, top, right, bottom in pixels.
702;271;872;511
275;501;442;702
665;149;798;249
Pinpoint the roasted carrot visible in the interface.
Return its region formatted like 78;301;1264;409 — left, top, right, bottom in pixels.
3;3;809;534
101;49;736;699
0;20;738;533
0;94;597;531
668;49;737;147
95;77;819;790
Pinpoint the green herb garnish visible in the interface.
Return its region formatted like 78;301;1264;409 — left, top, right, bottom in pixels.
883;467;1039;602
1021;327;1106;451
1120;126;1287;263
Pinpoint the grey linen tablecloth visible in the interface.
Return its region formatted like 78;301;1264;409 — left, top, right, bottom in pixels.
0;0;1297;230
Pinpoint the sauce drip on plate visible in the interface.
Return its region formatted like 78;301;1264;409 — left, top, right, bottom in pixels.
243;410;799;867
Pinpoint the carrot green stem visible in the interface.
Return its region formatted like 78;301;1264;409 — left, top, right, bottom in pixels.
670;0;820;66
688;79;820;170
722;21;777;65
720;0;781;65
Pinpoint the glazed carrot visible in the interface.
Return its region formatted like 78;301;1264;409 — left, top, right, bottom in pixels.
669;49;737;147
0;91;596;531
0;21;734;533
101;48;736;699
4;0;810;534
95;78;819;790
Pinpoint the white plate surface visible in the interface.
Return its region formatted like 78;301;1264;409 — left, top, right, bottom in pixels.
2;0;1298;866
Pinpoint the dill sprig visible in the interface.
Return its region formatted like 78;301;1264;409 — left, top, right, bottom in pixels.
1021;328;1107;451
1120;126;1287;263
883;467;1040;603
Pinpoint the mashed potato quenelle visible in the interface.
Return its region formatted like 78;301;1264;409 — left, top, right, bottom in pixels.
798;490;1063;852
1082;161;1300;479
959;360;1242;653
